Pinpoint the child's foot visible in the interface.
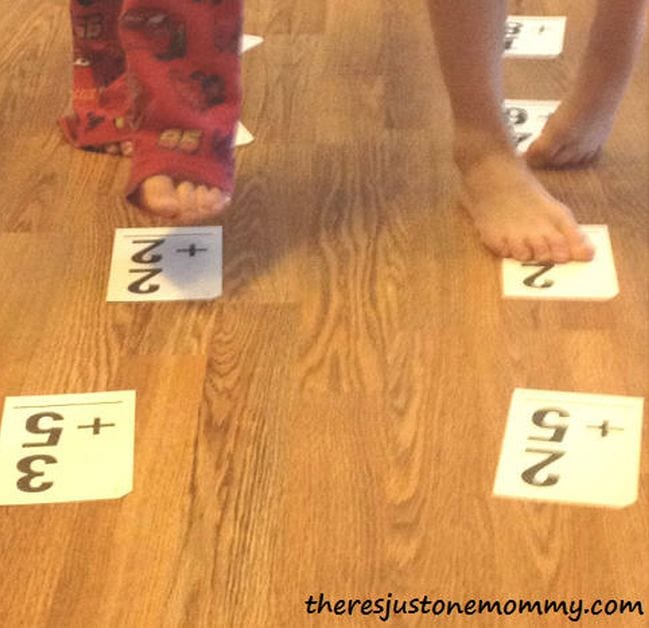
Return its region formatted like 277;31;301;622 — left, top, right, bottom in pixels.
524;91;618;169
135;175;230;225
525;29;641;169
458;152;595;262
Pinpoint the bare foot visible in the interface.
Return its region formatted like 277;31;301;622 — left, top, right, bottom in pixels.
524;92;617;169
102;144;230;224
135;175;230;225
525;17;643;169
459;152;595;263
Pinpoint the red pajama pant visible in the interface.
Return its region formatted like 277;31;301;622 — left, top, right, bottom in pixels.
59;0;242;200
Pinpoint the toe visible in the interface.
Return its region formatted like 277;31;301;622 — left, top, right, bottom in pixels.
481;233;510;258
551;143;600;170
495;240;511;258
546;144;579;169
572;233;596;262
200;186;230;215
195;185;208;211
105;143;120;155
195;185;217;214
120;141;134;157
527;235;552;262
509;239;533;262
525;135;561;168
558;220;595;262
576;149;600;167
545;231;570;263
138;176;180;218
213;188;231;213
176;181;197;213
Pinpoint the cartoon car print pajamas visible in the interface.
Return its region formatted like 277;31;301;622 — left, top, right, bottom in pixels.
59;0;242;202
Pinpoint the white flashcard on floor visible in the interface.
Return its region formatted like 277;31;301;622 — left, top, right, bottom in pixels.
235;122;254;147
242;34;264;54
503;99;560;154
107;227;223;302
504;16;567;58
0;391;136;505
502;225;618;301
493;388;644;508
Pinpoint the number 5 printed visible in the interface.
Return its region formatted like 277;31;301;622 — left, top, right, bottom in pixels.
16;412;64;493
521;407;570;487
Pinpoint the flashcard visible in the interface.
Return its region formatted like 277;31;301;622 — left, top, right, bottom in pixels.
107;227;223;302
493;388;644;508
502;225;618;301
235;122;254;147
0;391;136;505
236;34;262;146
504;16;567;58
503;99;560;153
242;34;264;54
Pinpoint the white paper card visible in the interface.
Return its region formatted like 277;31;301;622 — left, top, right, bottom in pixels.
242;34;264;54
493;388;644;508
504;99;560;153
504;16;567;58
502;225;618;301
0;391;136;505
235;122;254;147
236;34;262;145
107;227;223;302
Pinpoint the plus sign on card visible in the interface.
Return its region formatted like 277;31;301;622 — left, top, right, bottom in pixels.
0;391;136;505
107;227;223;302
504;16;567;58
493;388;644;508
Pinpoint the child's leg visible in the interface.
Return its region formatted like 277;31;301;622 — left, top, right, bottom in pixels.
118;0;242;223
59;0;134;156
527;0;648;168
426;0;594;263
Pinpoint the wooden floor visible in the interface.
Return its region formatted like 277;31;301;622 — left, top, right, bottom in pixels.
1;0;648;625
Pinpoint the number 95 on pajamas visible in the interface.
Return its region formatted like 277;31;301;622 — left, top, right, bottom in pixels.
0;391;136;505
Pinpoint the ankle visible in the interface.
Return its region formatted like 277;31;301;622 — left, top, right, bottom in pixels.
457;148;544;202
453;126;517;174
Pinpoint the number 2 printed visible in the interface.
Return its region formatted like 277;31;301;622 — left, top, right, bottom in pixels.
521;407;569;487
128;239;165;295
522;262;555;289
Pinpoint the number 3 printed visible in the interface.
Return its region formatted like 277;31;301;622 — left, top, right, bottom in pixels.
17;455;57;493
16;412;63;493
